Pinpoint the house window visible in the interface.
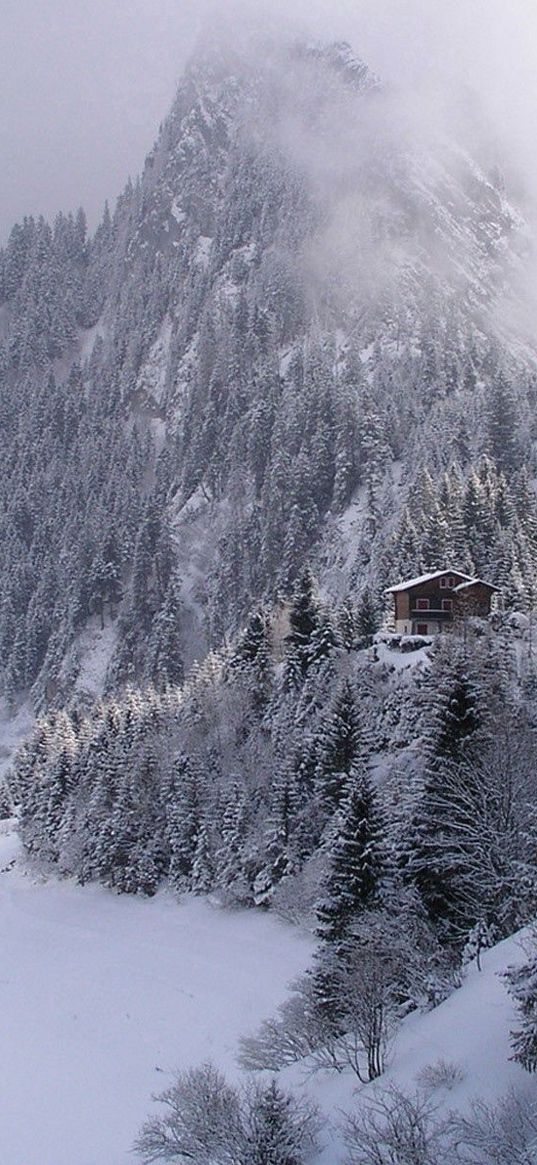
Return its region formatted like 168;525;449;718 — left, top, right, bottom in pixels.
447;576;455;587
416;623;428;635
416;598;430;610
442;599;453;611
440;576;448;588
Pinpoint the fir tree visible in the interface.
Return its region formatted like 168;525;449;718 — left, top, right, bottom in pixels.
229;607;273;714
317;679;365;813
487;372;519;476
317;763;385;943
355;587;380;648
409;644;487;930
283;566;320;689
244;1078;318;1165
506;947;537;1072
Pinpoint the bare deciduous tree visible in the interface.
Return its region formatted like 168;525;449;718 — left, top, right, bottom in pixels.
134;1062;242;1163
342;1084;453;1165
449;1090;537;1164
134;1061;321;1165
421;729;537;937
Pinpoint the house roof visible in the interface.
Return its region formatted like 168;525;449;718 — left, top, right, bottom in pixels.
386;569;473;594
453;578;500;593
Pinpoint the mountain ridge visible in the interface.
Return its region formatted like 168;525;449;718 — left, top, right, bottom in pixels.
0;32;536;704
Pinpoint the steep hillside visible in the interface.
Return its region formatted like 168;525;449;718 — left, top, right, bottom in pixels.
5;33;537;1161
0;818;533;1164
0;34;536;704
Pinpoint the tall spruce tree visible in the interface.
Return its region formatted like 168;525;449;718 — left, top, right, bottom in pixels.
409;644;487;932
317;763;385;944
316;679;365;813
283;566;320;689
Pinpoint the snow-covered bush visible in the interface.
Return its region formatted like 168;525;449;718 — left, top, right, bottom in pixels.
416;1058;465;1093
448;1090;537;1164
342;1085;451;1165
134;1062;320;1164
134;1062;241;1163
343;1085;537;1165
239;974;330;1071
505;939;537;1073
309;941;399;1080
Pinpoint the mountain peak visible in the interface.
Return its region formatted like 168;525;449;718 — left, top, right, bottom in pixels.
295;38;378;93
181;26;377;99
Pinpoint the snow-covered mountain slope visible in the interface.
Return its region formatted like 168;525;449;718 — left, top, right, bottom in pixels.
1;32;537;703
296;932;533;1163
0;818;532;1165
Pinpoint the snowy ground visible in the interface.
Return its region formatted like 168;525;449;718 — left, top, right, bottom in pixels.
1;813;534;1165
0;823;313;1165
295;931;534;1162
72;618;118;700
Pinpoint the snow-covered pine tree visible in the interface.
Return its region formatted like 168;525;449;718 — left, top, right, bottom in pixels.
316;678;366;814
243;1078;319;1165
506;945;537;1072
283;566;320;690
408;642;488;932
316;761;385;943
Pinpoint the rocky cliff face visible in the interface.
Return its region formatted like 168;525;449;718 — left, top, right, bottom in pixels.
0;34;535;705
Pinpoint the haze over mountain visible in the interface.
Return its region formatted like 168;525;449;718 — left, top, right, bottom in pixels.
0;26;535;703
3;1;537;238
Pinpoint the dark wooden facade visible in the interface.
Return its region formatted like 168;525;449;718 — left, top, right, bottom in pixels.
387;570;498;636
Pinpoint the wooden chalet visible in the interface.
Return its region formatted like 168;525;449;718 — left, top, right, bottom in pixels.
386;569;499;637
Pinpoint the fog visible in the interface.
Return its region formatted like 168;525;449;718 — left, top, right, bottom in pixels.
1;0;536;240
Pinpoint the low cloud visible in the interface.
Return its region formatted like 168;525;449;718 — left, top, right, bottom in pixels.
1;0;536;240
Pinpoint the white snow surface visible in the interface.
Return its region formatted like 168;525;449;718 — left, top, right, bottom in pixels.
135;315;172;408
73;619;118;699
0;823;313;1165
170;199;186;225
0;813;534;1164
194;235;213;268
282;930;534;1163
79;320;107;361
387;568;472;593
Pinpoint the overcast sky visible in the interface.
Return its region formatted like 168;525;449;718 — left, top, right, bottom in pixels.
1;0;536;241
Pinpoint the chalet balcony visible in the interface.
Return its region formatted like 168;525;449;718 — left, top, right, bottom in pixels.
410;606;454;621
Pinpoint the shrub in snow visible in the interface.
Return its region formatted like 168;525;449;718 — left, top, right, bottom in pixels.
342;1084;451;1165
343;1086;537;1165
134;1062;320;1164
239;974;331;1071
241;896;454;1081
241;930;400;1082
462;921;498;972
448;1090;537;1164
505;940;537;1073
309;940;398;1080
134;1062;241;1163
416;1058;465;1094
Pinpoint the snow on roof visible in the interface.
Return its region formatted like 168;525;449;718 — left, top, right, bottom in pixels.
386;569;472;593
453;578;499;592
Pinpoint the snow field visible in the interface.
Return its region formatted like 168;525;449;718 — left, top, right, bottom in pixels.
0;816;534;1165
282;933;533;1163
0;824;313;1165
